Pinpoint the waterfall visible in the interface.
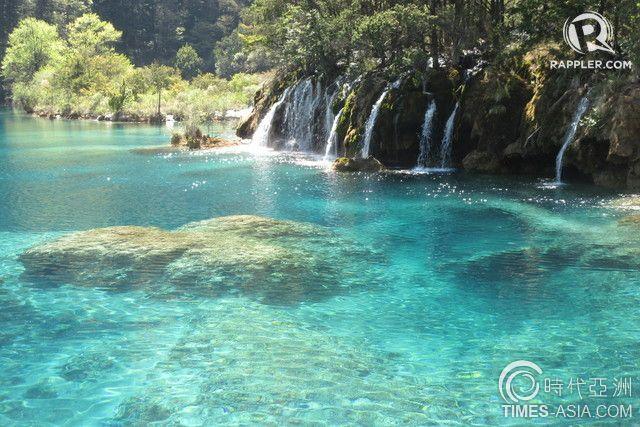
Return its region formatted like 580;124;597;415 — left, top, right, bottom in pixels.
324;107;344;160
323;85;340;143
439;102;460;168
555;95;590;184
360;78;403;158
361;90;389;158
416;100;437;167
282;79;321;151
252;88;290;147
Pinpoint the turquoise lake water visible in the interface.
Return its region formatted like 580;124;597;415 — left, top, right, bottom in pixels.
0;109;638;425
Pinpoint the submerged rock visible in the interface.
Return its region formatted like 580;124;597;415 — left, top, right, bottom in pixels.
112;298;447;425
609;196;640;211
332;157;385;173
618;215;640;226
130;146;185;155
20;215;377;305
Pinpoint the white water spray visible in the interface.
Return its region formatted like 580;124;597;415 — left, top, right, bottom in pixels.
361;90;389;158
416;100;437;167
324;107;344;160
439;102;460;168
555;95;590;184
361;78;402;158
282;79;321;151
252;88;290;147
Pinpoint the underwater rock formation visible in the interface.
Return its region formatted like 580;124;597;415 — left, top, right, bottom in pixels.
112;298;451;425
20;215;378;305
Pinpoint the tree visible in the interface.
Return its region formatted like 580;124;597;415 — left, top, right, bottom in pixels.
1;18;63;85
47;13;129;102
67;13;121;56
175;44;203;80
352;5;432;71
142;63;176;116
53;0;94;33
107;68;146;114
92;0;250;70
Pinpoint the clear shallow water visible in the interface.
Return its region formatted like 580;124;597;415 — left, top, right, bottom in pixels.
0;109;639;425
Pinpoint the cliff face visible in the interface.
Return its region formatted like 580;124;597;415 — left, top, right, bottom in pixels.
458;46;640;188
239;53;640;188
468;74;640;189
237;75;294;139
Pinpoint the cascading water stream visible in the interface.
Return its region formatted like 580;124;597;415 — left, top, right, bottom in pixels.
323;85;340;143
415;99;437;168
252;88;290;147
283;79;320;151
324;108;344;160
439;102;460;168
555;94;590;184
361;90;389;158
361;78;403;158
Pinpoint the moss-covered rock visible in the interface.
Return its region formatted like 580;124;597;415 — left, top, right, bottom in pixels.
332;156;385;172
456;65;532;173
334;70;454;167
339;75;388;158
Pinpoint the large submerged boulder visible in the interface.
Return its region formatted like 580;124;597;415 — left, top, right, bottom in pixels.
20;215;379;305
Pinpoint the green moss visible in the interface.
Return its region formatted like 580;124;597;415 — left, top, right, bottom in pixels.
337;91;362;156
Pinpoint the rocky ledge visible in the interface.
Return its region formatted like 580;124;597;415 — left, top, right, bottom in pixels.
239;45;640;189
19;215;379;305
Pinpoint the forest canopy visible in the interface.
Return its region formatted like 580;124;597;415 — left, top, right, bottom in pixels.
1;0;639;116
238;0;640;76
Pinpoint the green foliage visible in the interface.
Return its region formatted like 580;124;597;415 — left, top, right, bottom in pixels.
175;44;203;80
240;0;638;78
141;63;179;115
142;63;176;89
67;13;121;56
91;0;249;70
106;68;146;114
1;11;265;121
1;18;63;84
352;5;433;71
214;28;273;77
52;0;94;31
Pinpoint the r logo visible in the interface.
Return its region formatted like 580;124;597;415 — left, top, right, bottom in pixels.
563;12;615;55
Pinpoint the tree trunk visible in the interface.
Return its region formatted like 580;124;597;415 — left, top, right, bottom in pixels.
157;90;161;116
